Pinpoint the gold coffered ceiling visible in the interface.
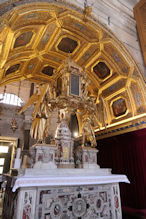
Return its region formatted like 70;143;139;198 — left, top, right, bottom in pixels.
0;1;146;138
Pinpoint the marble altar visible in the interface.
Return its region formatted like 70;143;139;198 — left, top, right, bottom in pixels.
2;169;129;219
2;117;129;219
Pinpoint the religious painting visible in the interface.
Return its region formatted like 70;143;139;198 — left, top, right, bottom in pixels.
42;65;54;76
93;62;110;79
14;31;33;48
112;98;127;117
5;64;20;76
70;74;79;96
57;37;78;53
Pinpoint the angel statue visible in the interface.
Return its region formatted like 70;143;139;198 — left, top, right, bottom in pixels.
81;114;97;148
95;95;107;129
19;84;53;143
81;72;89;99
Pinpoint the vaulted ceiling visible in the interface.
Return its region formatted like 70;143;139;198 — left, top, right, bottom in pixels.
0;2;145;138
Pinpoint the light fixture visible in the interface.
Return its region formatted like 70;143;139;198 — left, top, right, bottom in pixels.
73;132;78;137
11;118;18;132
10;81;21;132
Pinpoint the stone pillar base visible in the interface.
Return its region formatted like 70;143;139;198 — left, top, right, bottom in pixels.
76;146;100;169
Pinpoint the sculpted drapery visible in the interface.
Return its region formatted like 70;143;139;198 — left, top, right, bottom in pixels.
30;98;51;141
19;84;52;142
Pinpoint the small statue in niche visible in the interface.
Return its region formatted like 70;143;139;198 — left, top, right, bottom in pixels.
87;96;101;129
49;82;56;99
81;70;91;100
81;72;89;99
62;73;69;96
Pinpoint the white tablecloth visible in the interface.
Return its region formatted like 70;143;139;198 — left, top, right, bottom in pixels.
12;174;129;192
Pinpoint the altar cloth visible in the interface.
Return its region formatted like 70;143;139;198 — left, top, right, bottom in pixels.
12;174;129;192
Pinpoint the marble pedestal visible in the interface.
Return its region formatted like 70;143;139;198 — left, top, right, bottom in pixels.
29;144;57;169
2;169;129;219
76;146;99;169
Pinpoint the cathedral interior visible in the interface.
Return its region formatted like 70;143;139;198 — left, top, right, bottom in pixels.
0;0;145;218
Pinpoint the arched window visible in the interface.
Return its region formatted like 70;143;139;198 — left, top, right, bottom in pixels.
0;93;23;106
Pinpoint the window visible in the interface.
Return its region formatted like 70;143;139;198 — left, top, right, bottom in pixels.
0;137;17;175
0;146;9;153
0;93;23;106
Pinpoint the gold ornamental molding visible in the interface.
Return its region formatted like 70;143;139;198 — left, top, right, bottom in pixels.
0;0;145;138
